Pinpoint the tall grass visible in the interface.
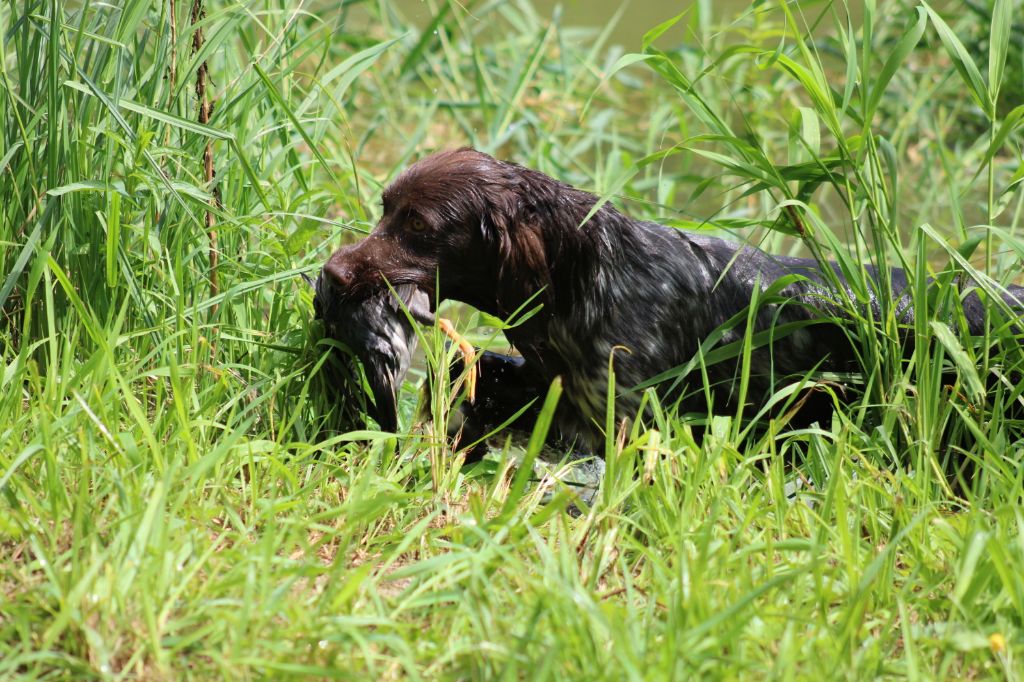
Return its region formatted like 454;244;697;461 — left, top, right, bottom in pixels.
1;0;1023;678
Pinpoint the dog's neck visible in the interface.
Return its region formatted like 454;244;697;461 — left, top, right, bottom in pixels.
480;168;692;377
540;201;649;315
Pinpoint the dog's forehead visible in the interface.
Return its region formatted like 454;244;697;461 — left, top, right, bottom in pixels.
382;149;504;211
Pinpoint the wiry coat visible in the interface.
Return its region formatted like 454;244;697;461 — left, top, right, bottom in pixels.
322;148;1024;446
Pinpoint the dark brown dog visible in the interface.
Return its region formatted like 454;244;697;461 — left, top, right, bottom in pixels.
319;148;1024;446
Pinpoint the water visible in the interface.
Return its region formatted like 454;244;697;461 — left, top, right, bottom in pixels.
393;0;756;50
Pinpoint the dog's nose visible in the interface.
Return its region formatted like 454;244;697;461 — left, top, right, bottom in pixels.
324;261;355;289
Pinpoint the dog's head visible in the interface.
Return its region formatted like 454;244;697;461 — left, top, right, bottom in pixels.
321;148;565;320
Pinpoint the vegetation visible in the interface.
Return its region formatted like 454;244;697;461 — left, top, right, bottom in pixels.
2;0;1023;677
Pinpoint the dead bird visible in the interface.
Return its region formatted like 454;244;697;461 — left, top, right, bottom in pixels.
312;275;429;432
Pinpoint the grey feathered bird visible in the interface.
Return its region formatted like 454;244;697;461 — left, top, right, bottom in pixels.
313;276;430;432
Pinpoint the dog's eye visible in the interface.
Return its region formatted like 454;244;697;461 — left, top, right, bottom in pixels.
409;217;427;233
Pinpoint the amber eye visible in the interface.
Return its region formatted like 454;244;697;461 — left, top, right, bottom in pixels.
409;216;427;233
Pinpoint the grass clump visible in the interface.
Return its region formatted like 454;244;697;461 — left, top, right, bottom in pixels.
1;0;1023;678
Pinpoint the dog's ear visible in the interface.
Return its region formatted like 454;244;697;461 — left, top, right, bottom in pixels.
482;187;551;312
476;189;506;251
477;186;515;249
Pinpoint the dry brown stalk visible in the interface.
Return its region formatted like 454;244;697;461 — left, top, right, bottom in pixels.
190;0;219;314
168;0;177;107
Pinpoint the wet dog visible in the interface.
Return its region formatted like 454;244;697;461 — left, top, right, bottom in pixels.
319;148;1024;447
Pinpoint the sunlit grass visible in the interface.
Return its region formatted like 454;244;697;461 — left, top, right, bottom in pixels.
1;0;1023;678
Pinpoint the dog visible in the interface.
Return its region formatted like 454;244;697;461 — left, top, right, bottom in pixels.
318;148;1024;447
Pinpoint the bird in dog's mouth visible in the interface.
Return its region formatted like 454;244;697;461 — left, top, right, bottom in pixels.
311;273;476;432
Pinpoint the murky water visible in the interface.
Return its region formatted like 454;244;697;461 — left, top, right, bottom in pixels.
392;0;754;49
388;0;860;48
